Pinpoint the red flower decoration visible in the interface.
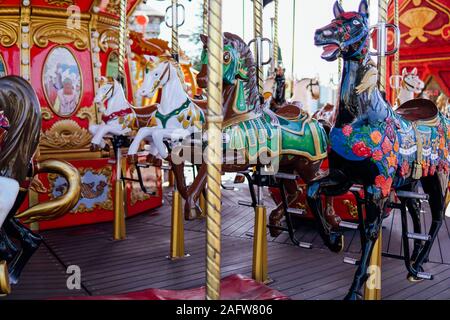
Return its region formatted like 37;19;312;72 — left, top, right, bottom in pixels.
352;141;372;158
381;137;392;154
372;149;383;161
375;175;393;197
400;160;410;177
430;165;436;176
342;125;353;137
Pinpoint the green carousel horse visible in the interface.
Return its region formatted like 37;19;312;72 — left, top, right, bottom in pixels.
172;33;330;224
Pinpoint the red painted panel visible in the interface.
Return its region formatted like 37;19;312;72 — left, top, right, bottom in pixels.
30;42;95;131
0;45;20;76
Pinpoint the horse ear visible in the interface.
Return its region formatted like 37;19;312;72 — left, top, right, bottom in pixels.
333;1;344;18
412;67;418;75
200;34;208;46
358;0;369;16
402;68;408;76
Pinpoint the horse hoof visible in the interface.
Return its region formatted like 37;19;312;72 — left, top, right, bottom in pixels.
344;291;363;300
407;274;424;283
90;144;100;152
0;261;11;295
185;207;199;221
328;232;344;253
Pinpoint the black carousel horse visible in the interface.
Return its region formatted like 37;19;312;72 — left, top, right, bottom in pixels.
307;0;449;300
0;76;80;288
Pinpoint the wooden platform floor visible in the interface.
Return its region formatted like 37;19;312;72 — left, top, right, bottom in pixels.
3;182;450;300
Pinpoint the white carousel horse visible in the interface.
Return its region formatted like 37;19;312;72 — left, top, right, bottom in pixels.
89;77;136;150
127;55;205;160
392;68;425;107
290;78;320;113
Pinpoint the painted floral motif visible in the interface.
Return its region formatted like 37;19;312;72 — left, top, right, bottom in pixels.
352;141;372;158
343;125;353;137
375;175;393;197
370;130;382;144
381;137;393;154
372;149;383;161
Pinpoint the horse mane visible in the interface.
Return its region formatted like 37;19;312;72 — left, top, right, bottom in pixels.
146;55;187;90
223;32;259;109
0;76;41;182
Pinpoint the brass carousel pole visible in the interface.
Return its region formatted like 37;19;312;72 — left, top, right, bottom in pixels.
273;0;279;72
364;0;387;300
206;0;223;300
392;0;400;106
168;0;186;259
252;0;269;284
113;0;128;241
199;0;209;217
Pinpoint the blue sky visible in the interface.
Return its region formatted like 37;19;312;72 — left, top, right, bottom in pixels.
149;0;379;83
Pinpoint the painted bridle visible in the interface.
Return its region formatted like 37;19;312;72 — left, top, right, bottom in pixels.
98;78;115;104
306;78;320;98
145;60;172;94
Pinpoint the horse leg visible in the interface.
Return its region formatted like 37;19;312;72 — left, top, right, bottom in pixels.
269;179;298;237
90;125;108;150
3;188;42;285
405;197;423;263
0;177;20;262
0;229;18;262
185;163;208;220
345;194;384;300
127;127;157;162
306;169;351;253
409;174;446;280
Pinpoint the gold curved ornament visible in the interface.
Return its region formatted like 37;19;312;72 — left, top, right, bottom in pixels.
0;261;11;296
99;29;120;52
33;23;88;50
16;159;81;224
40;120;92;150
343;200;358;218
0;21;18;47
76;107;97;125
41;107;54;121
44;0;75;6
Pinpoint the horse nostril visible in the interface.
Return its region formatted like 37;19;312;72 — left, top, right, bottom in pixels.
323;30;333;37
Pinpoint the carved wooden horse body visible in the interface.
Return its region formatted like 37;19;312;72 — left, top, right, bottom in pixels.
308;0;449;300
0;76;80;291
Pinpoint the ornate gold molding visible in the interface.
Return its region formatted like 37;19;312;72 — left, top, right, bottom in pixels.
40;119;92;150
76;107;98;125
0;20;18;47
44;0;75;6
99;29;119;52
342;199;358;218
33;22;89;50
41;107;54;120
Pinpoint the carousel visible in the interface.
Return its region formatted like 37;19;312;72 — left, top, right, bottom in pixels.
0;0;449;301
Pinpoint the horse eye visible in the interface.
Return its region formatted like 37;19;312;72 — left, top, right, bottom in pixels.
223;52;231;64
353;20;360;25
155;73;159;77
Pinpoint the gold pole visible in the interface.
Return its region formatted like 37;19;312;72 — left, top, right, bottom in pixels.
203;0;209;36
377;0;388;92
392;0;400;105
171;0;179;60
0;261;10;296
273;0;279;70
169;187;185;258
338;0;343;83
118;0;127;79
364;0;387;300
252;0;269;284
291;0;296;79
206;0;223;301
253;0;264;94
200;192;207;218
113;150;126;240
364;233;382;300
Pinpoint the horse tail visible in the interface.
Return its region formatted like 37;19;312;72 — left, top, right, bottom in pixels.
0;76;42;183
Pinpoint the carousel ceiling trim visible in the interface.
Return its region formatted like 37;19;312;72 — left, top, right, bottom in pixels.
98;29;120;52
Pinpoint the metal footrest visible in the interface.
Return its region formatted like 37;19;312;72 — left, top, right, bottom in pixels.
416;272;433;280
407;232;431;241
238;200;254;207
299;242;312;249
349;185;363;192
343;257;359;265
287;208;305;216
339;221;359;230
396;191;429;201
275;172;299;180
137;163;151;168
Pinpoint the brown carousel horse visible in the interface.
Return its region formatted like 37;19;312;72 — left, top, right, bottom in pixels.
167;33;333;229
0;76;80;291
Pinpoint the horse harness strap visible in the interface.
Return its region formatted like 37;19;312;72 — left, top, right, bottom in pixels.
151;63;171;93
411;123;423;179
102;107;133;123
155;98;191;128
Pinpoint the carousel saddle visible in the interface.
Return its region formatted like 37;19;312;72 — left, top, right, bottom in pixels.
132;104;158;127
395;98;439;122
275;102;305;120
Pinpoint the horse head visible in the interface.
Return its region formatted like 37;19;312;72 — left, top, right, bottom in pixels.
139;55;184;98
315;0;370;62
197;33;258;114
402;68;424;94
94;77;116;112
